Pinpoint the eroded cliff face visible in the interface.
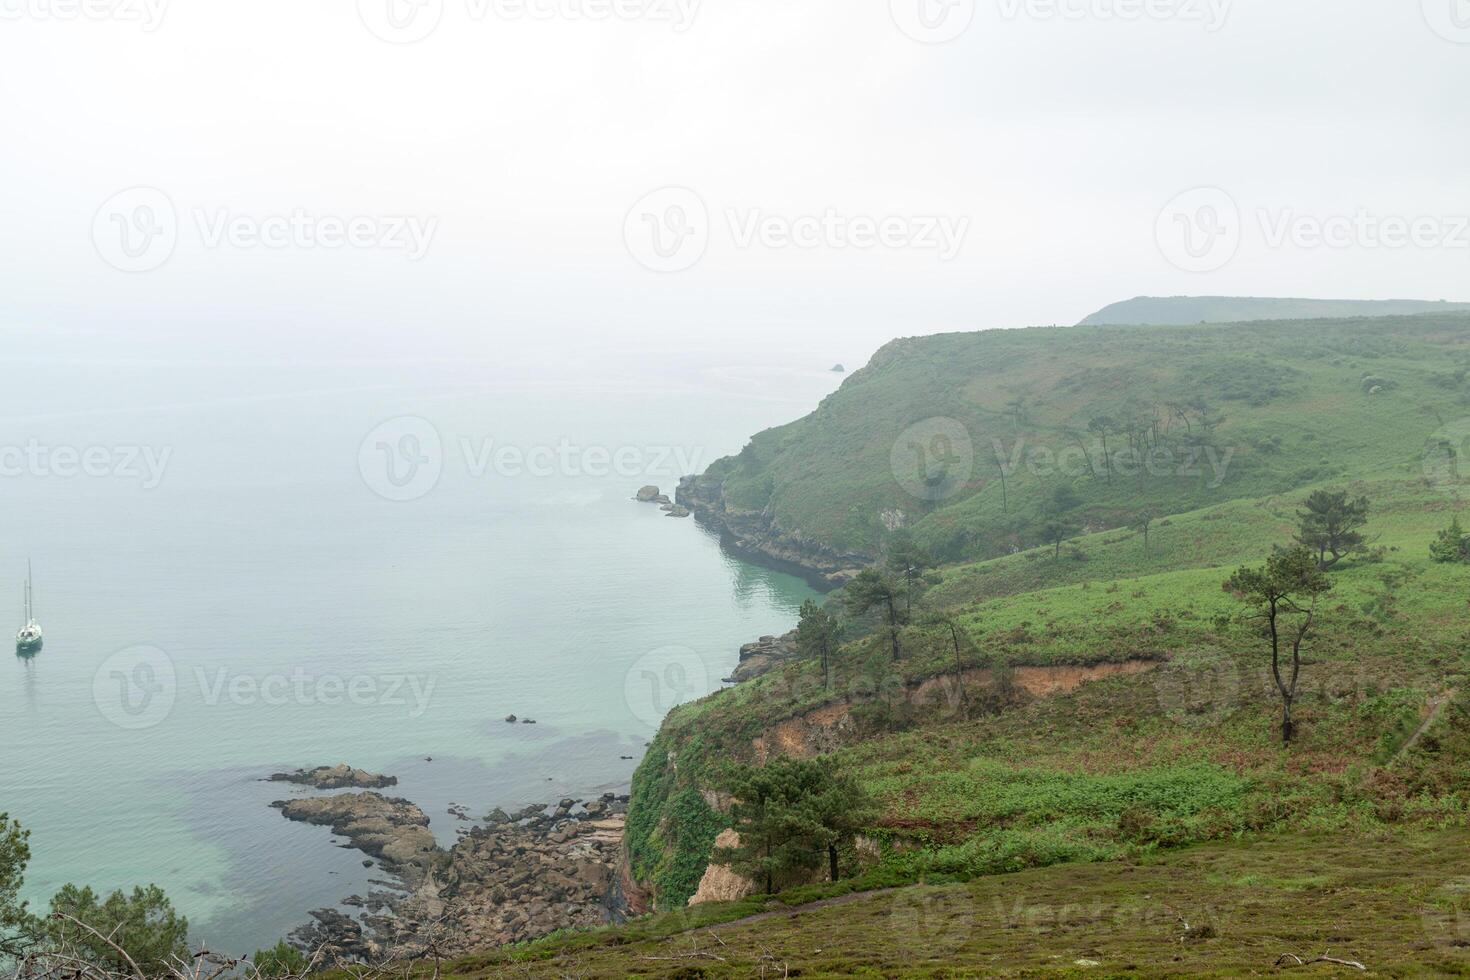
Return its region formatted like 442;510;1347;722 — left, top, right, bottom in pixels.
676;475;867;589
752;660;1162;762
688;829;759;906
625;656;1167;910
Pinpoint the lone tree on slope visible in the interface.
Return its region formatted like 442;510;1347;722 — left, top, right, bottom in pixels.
883;530;933;618
1295;489;1369;570
1224;545;1333;746
795;599;843;690
845;568;906;661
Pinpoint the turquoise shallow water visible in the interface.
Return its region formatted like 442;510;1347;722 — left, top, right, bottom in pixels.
0;335;837;956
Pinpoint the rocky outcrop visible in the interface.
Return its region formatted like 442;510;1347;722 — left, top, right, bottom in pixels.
727;631;800;683
272;792;440;875
269;764;398;790
387;795;632;955
688;829;758;905
636;486;673;506
676;475;865;589
282;792;635;962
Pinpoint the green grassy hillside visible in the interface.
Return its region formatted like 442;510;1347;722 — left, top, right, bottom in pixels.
1080;296;1470;326
447;828;1470;977
422;315;1470;978
687;315;1470;563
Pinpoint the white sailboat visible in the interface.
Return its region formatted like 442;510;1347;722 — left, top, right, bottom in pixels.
16;561;42;654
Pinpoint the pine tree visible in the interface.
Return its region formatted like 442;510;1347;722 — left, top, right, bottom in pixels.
1430;516;1469;564
714;758;873;893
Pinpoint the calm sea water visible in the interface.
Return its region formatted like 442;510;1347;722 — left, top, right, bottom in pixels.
0;329;840;956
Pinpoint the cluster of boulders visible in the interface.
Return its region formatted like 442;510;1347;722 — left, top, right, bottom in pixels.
272;792;440;877
269;764;398;790
273;768;635;963
636;485;690;518
393;794;632;953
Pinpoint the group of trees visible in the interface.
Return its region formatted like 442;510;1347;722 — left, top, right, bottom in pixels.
0;819;314;979
714;758;873;894
0;815;224;980
1221;489;1380;745
833;530;936;664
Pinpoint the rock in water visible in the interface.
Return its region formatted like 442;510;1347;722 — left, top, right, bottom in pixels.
268;764;398;790
635;485;661;502
272;792;439;873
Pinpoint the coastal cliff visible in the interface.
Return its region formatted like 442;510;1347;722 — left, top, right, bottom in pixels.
675;474;865;589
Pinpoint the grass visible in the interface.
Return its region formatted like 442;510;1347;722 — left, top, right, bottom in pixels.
436;828;1470;977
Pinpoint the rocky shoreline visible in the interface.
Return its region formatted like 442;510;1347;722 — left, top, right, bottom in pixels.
675;475;864;589
272;771;636;963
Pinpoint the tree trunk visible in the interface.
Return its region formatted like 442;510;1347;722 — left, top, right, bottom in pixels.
828;844;838;883
1281;696;1294;745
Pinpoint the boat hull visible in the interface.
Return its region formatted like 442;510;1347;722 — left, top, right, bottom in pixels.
16;634;42;654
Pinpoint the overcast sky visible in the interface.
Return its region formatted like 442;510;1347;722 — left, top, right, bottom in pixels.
2;0;1468;366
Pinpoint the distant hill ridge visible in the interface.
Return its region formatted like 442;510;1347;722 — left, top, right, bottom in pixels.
1080;295;1470;326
